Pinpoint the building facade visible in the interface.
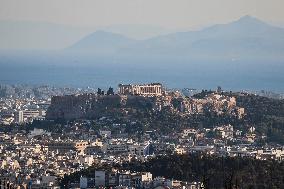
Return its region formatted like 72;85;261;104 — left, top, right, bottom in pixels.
14;110;24;123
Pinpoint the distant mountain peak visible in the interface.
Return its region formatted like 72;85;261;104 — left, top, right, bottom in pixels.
86;30;130;38
67;30;136;52
239;15;255;20
91;30;109;34
235;15;267;26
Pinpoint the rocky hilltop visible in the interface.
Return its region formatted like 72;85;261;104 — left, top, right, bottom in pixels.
46;94;157;120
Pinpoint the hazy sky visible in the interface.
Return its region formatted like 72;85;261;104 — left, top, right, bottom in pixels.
1;0;284;29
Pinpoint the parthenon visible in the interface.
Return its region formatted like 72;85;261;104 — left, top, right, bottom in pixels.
118;83;163;96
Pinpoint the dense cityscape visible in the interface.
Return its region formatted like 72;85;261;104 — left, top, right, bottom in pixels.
1;0;284;188
0;83;284;188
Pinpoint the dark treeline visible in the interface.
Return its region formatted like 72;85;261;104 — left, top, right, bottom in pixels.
61;154;284;189
118;154;284;189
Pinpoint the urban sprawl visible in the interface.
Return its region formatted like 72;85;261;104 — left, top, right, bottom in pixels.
0;83;284;189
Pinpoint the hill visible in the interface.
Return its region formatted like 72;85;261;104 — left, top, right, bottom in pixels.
67;30;137;54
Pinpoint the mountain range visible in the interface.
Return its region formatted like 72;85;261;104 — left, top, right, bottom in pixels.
68;15;284;59
0;21;171;50
1;16;284;60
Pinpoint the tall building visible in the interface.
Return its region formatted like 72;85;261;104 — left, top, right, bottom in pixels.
118;83;163;96
14;111;24;123
95;171;106;187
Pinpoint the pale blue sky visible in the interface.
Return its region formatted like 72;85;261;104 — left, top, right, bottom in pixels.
0;0;284;29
